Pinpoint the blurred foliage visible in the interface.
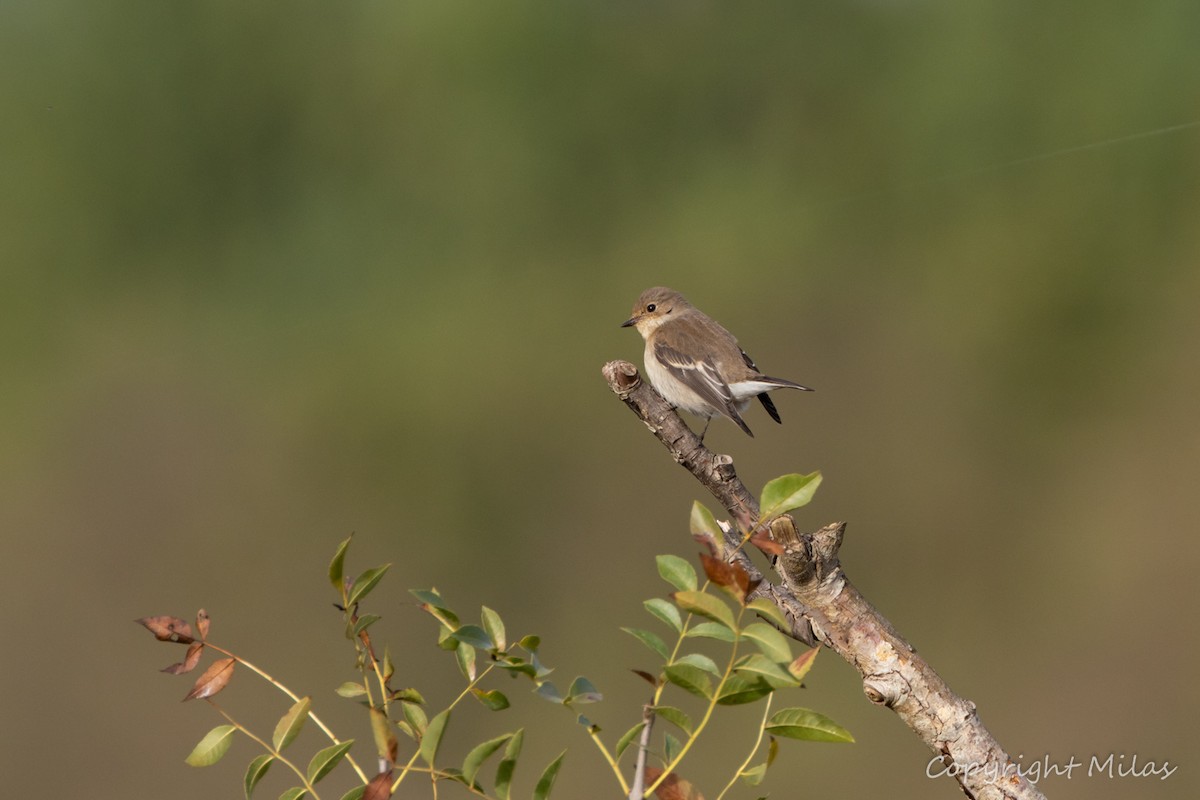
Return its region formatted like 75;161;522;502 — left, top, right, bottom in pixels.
2;2;1198;799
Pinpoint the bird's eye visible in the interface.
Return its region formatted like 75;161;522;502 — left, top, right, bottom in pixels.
647;303;656;312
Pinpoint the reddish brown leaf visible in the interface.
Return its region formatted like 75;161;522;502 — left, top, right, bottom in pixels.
196;609;210;640
183;657;236;701
788;646;819;683
162;642;205;675
699;554;753;601
631;669;659;686
699;553;736;588
136;616;195;644
644;767;705;800
749;530;784;556
363;769;394;800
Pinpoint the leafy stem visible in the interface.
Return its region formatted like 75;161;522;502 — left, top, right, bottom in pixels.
206;699;320;800
585;723;630;795
202;641;369;783
715;692;774;800
391;662;497;793
645;602;747;797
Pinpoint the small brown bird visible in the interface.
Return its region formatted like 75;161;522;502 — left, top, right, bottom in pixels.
622;287;813;439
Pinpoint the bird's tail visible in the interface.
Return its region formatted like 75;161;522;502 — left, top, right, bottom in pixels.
753;377;813;425
744;376;815;393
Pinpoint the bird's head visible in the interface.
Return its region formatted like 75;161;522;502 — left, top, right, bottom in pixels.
621;286;690;338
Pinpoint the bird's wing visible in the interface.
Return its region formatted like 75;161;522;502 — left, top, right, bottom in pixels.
655;341;752;435
739;348;763;373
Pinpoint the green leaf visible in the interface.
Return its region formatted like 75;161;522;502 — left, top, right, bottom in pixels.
766;708;855;742
740;762;768;786
533;751;566;800
674;652;721;676
653;705;693;735
436;625;459;650
505;727;525;760
472;688;510;711
614;722;645;759
663;663;713;699
450;624;493;649
463;733;512;785
278;788;307;800
409;588;445;606
337;788;365;800
496;658;537;679
307;741;354;785
746;597;789;630
759;472;822;519
335;682;367;699
566;676;602;703
420;710;451;765
741;622;794;663
382;647;394;683
370;707;396;760
350;614;381;638
535;681;564;704
495;728;524;800
347;564;391;607
716;675;774;706
481;606;507;651
530;651;553;679
684;621;737;642
689;501;724;544
456;640;477;680
672;590;736;630
735;654;801;687
643;598;683;632
402;700;428;738
328;535;352;591
395;687;425;704
656;554;697;592
517;634;541;652
664;732;682;765
185;724;236;767
272;697;311;752
244;754;274;798
622;627;670;660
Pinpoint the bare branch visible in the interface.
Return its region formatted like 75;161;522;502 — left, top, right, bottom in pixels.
628;703;656;800
603;359;1045;800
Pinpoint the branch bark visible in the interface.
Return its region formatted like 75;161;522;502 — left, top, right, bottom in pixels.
603;359;1045;800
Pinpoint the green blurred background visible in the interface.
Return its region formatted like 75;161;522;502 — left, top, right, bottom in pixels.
2;2;1198;798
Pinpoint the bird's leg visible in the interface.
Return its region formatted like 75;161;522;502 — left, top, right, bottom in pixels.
698;417;712;444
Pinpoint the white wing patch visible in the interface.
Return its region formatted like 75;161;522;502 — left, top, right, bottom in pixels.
654;342;752;435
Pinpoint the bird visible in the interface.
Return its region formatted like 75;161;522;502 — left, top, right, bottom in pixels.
621;286;813;439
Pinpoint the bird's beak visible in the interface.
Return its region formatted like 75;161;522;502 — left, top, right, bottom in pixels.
620;315;638;328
